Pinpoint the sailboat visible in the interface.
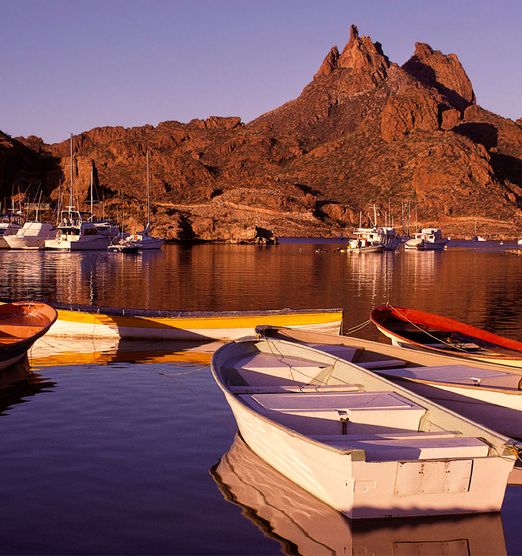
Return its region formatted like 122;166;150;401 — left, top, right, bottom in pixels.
122;150;164;250
45;136;119;251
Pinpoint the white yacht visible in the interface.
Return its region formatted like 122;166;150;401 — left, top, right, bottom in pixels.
4;221;55;250
348;226;401;253
0;219;22;248
405;228;448;251
45;208;118;251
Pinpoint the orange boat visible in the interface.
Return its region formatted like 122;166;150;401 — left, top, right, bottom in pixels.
370;304;522;369
0;302;58;371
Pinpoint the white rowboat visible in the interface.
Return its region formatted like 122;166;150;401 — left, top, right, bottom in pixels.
211;333;516;518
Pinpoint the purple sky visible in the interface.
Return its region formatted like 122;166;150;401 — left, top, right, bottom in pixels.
3;0;521;143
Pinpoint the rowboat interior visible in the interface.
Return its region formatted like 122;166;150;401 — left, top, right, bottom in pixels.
216;337;510;463
0;302;57;343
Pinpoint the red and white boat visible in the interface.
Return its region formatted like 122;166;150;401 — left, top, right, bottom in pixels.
371;304;522;369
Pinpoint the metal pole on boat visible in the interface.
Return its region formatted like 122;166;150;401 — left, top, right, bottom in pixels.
146;149;150;229
90;165;94;219
69;133;73;209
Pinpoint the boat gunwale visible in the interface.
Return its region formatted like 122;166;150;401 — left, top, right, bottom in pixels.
0;298;342;320
371;304;522;357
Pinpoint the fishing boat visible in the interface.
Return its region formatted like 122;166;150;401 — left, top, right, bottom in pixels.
370;304;522;368
212;434;508;554
45;136;119;251
404;228;448;251
44;208;119;250
262;325;522;439
23;301;342;340
211;333;516;518
0;301;58;370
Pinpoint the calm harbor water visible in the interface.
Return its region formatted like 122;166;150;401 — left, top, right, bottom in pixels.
0;241;521;555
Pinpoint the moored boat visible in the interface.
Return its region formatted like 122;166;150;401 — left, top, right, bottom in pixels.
21;301;343;341
0;301;58;370
258;325;522;439
404;228;447;251
5;221;55;250
370;304;522;368
0;218;22;248
211;333;516;518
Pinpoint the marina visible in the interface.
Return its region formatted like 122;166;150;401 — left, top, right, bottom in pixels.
0;241;522;553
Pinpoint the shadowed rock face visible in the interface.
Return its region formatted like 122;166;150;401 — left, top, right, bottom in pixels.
2;25;522;241
403;43;476;112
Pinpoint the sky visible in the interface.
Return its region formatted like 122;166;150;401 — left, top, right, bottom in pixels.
2;0;521;144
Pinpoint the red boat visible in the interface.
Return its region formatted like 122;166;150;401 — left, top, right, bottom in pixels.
0;302;58;371
370;304;522;369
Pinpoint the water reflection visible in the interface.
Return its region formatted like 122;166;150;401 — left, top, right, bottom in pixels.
0;244;521;340
212;434;507;556
29;336;220;368
0;357;55;416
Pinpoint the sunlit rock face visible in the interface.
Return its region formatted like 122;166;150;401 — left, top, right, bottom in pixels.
2;24;522;241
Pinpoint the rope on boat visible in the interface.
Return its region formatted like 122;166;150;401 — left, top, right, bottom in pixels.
262;334;354;388
386;303;478;354
343;319;371;335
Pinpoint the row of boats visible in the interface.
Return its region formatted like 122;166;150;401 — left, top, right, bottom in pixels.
2;299;521;520
0;209;163;251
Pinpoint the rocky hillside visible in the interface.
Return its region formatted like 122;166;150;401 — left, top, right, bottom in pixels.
2;25;522;241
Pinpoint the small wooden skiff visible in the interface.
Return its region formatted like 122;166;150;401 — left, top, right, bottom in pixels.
212;434;508;554
5;301;342;341
259;325;522;440
211;333;516;519
371;304;522;368
0;301;57;370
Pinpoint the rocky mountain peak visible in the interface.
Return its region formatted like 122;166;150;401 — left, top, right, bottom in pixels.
403;42;475;111
336;24;390;82
314;46;340;79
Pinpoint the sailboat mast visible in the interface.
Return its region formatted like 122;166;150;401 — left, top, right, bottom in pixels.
69;133;74;209
146;149;150;228
90;166;94;218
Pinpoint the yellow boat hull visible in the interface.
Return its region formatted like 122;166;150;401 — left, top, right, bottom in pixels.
45;307;343;341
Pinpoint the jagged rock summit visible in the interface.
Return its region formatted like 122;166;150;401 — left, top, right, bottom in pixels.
1;24;522;241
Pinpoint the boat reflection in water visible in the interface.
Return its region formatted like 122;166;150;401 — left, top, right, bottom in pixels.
28;336;221;368
0;357;55;415
212;434;507;556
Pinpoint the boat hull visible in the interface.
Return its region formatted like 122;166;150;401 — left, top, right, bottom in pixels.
45;236;112;250
42;305;343;340
0;302;58;371
228;393;513;519
212;338;515;519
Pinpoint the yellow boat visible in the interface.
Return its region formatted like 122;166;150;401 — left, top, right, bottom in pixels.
38;302;343;341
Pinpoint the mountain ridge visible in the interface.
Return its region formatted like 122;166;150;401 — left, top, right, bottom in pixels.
2;24;521;241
